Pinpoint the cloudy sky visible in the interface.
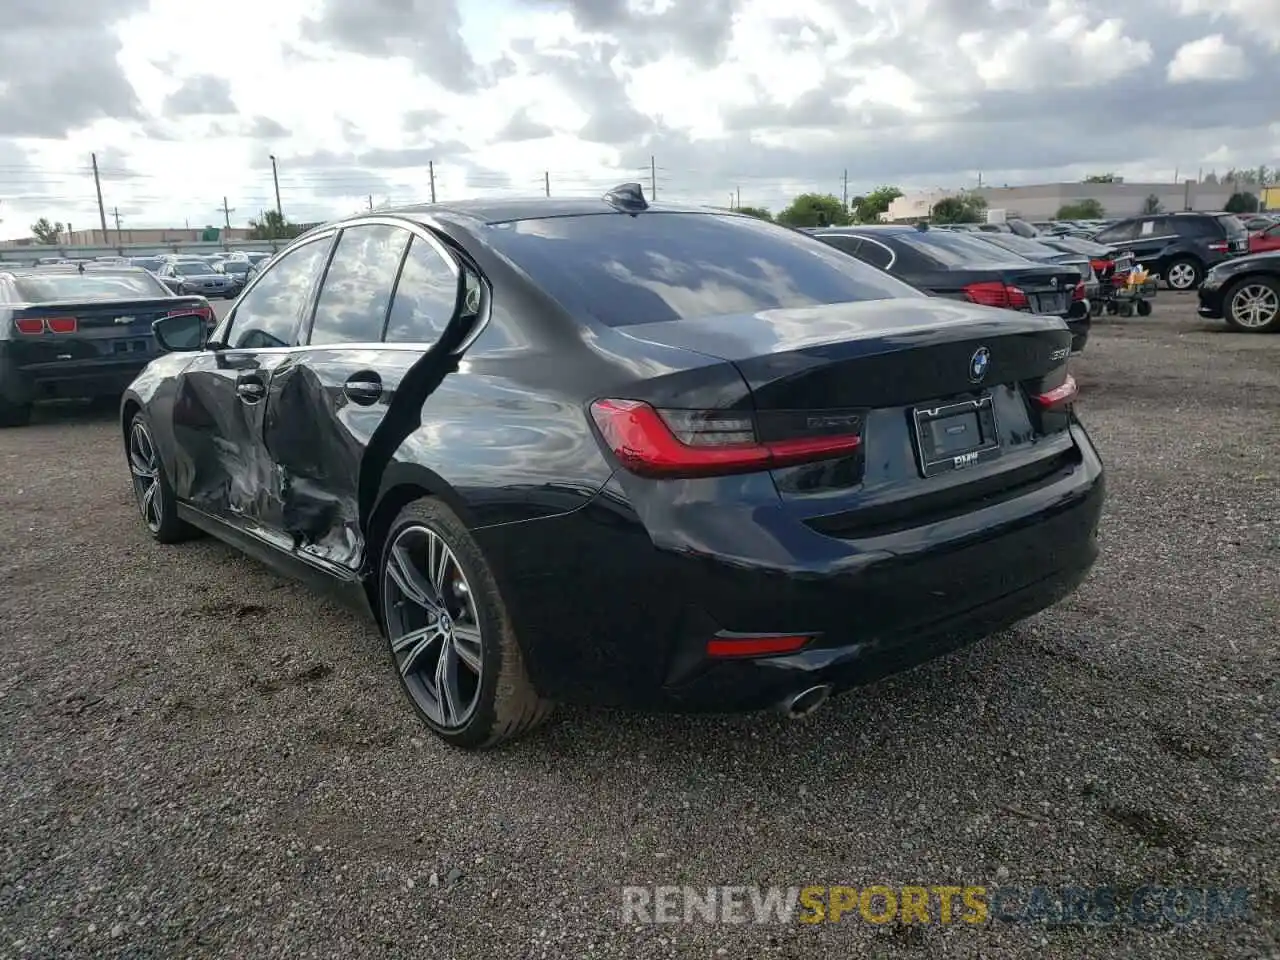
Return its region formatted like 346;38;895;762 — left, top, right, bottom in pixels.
1;0;1277;239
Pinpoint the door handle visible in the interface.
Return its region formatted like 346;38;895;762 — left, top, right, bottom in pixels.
343;374;383;406
236;377;266;402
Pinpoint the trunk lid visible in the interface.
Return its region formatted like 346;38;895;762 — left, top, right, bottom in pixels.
616;298;1075;512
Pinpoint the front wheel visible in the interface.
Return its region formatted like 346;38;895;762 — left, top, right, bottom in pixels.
126;413;195;543
380;497;553;749
1163;257;1202;291
1223;277;1280;333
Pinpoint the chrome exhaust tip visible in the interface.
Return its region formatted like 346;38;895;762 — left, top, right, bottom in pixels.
780;684;833;719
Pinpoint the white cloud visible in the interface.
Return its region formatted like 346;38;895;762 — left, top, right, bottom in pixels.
1167;35;1251;82
0;0;1276;240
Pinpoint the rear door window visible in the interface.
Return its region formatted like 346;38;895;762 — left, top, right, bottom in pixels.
1216;215;1247;239
309;224;410;345
483;212;921;327
1096;220;1139;243
383;235;459;344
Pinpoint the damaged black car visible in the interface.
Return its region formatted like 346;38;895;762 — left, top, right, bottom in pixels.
122;188;1103;749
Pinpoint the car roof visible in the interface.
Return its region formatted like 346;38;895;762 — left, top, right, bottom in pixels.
373;195;714;227
2;264;157;279
811;224;922;236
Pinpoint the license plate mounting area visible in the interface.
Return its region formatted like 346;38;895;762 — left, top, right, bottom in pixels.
912;395;1002;479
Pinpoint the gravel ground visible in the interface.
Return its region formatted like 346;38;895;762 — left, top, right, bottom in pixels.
1;294;1277;959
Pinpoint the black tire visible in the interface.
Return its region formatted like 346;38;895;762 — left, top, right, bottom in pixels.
380;497;553;749
1222;276;1280;333
126;412;195;543
1163;256;1202;291
1135;299;1152;317
0;399;32;428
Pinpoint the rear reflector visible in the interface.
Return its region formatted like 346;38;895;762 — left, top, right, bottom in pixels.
1032;375;1078;410
14;318;44;334
45;316;78;334
706;634;812;658
590;399;861;479
963;281;1029;309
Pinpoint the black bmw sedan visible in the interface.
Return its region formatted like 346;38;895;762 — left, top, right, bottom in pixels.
122;186;1104;748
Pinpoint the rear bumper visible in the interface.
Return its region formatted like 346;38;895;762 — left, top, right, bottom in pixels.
0;348;149;403
477;424;1104;712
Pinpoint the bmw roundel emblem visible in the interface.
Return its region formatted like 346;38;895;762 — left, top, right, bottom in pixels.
969;347;990;383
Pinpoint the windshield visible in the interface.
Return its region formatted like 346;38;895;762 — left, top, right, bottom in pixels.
173;262;214;275
15;272;169;301
219;260;249;274
483;212;922;327
894;231;1025;268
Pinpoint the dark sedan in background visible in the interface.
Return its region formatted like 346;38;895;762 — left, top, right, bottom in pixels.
157;259;238;298
810;224;1091;352
965;231;1099;302
0;265;212;426
122;187;1103;748
1198;250;1280;332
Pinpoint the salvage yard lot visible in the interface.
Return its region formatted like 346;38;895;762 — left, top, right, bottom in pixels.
1;295;1277;959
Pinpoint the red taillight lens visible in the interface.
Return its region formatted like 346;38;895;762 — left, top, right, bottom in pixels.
706;634;812;658
1072;281;1085;301
1090;258;1113;274
963;282;1027;309
45;317;78;334
1032;375;1078;410
589;399;861;479
15;318;44;334
168;305;213;322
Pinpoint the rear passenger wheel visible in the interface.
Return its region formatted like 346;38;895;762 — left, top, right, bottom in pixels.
1164;257;1202;291
0;399;32;428
127;413;193;543
380;498;552;749
1224;278;1280;333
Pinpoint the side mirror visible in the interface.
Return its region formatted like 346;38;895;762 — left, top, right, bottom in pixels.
152;312;208;352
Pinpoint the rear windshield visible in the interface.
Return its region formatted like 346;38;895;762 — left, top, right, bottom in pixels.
1042;236;1111;256
483;212;922;327
974;234;1065;257
1216;215;1247;238
893;231;1024;268
15;272;169;301
173;262;214;275
219;260;249;274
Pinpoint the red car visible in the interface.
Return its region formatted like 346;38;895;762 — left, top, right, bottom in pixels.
1249;222;1280;254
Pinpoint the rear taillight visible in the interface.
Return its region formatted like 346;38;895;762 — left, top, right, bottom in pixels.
589;399;862;479
168;306;213;322
1032;375;1078;410
14;318;44;334
1072;281;1085;301
963;282;1028;309
46;317;78;333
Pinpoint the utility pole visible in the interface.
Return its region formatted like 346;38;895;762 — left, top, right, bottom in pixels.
269;154;283;221
736;186;741;210
112;207;123;249
544;170;550;197
650;155;657;200
428;161;436;203
221;196;234;230
842;169;848;213
367;195;374;211
729;192;734;210
91;153;109;244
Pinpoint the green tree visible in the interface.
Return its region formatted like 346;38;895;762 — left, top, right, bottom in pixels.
1224;191;1260;214
851;185;903;223
776;193;850;228
1084;173;1118;183
734;206;773;221
30;217;63;244
930;191;987;224
1141;194;1162;214
1056;198;1105;219
248;209;304;241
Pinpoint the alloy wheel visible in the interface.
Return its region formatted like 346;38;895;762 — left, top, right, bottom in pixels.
1229;283;1280;329
383;524;484;729
1167;262;1197;289
127;422;163;533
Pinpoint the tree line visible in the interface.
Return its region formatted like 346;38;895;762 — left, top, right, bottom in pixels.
25;209;307;245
